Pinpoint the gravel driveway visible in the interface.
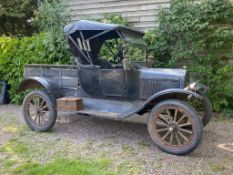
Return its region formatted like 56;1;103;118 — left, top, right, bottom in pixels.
0;104;233;175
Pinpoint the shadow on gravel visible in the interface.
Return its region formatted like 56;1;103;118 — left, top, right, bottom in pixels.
55;114;152;145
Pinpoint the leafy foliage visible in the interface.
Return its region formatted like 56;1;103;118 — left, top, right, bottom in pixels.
0;34;50;104
0;0;72;104
101;14;131;27
146;0;233;111
34;0;72;64
0;0;38;36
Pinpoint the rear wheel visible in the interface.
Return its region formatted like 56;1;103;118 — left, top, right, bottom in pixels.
23;90;57;132
147;99;203;155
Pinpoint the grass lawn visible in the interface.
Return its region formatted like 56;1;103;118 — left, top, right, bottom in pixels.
0;131;118;175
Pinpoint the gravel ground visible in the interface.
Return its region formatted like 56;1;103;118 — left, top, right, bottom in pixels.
0;104;233;175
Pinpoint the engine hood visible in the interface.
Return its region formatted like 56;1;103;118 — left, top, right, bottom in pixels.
140;68;186;80
139;68;187;99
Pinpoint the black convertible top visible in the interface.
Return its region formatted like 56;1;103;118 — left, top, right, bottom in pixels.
64;20;144;36
64;20;146;65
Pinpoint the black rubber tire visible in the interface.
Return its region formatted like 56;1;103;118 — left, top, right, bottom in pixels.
147;99;203;155
198;93;213;127
23;90;57;132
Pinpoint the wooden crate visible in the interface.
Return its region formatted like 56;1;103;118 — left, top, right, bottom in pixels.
57;97;83;111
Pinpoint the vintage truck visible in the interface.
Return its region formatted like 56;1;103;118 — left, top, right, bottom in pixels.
18;20;212;155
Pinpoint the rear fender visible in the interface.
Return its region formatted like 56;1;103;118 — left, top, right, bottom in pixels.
137;88;203;115
17;77;63;103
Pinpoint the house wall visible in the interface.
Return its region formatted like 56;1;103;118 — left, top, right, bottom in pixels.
65;0;170;31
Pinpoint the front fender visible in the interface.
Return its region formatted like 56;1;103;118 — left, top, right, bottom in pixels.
17;77;63;101
147;88;203;102
136;88;203;115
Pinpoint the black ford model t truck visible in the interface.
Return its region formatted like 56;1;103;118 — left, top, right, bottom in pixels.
18;20;212;155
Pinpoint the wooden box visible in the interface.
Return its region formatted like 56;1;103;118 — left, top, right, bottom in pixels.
56;97;83;111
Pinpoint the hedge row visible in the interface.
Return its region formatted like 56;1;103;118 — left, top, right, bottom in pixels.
0;33;71;104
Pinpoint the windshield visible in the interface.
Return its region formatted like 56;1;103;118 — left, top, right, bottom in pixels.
122;30;147;47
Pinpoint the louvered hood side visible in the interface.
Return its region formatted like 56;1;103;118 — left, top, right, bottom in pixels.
139;68;187;99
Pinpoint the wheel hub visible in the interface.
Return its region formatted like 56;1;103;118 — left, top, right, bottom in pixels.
36;110;41;115
168;122;178;132
35;107;41;115
168;127;174;132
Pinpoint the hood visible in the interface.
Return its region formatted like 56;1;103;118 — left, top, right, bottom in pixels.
139;68;187;99
140;68;186;80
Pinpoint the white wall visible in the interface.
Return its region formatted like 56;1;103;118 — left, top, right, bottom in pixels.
65;0;170;31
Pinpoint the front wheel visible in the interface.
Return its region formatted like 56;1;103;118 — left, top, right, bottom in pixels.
147;99;203;155
23;90;57;132
190;93;212;127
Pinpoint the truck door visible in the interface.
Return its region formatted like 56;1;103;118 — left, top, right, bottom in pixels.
99;68;125;97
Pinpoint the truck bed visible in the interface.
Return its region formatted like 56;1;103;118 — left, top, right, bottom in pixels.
24;64;79;90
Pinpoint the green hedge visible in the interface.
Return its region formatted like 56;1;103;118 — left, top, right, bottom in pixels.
0;33;71;104
0;0;72;104
0;34;43;104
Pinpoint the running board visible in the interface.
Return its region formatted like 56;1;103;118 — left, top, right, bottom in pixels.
57;97;144;119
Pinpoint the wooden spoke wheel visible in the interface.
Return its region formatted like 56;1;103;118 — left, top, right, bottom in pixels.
147;100;203;155
23;90;57;132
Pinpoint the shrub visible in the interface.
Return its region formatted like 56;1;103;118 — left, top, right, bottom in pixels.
147;0;233;111
34;0;72;64
0;0;72;104
101;14;131;27
0;34;48;104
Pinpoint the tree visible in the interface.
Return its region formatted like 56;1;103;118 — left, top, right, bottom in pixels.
0;0;38;36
